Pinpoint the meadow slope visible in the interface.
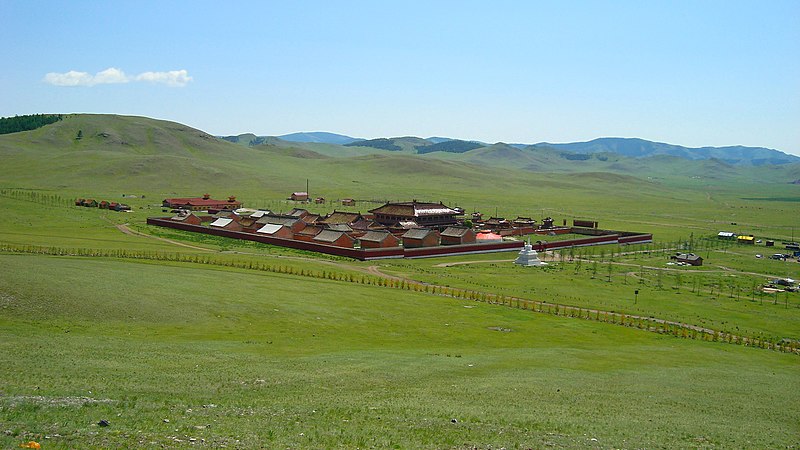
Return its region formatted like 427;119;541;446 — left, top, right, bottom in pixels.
1;114;798;447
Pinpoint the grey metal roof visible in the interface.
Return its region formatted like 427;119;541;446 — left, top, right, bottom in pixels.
256;216;299;226
327;223;353;232
441;227;471;238
314;230;348;243
288;208;308;217
402;228;437;240
360;231;394;242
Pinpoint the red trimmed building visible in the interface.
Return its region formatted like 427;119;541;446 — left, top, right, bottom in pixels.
163;194;242;211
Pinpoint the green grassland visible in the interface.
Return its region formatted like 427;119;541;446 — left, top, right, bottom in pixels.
375;243;800;341
1;114;799;447
2;255;798;448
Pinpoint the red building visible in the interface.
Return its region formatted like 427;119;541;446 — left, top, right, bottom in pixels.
483;217;511;230
170;212;202;225
209;217;243;231
313;230;356;248
440;227;477;245
401;228;440;248
573;219;598;228
358;231;400;249
255;223;294;239
255;215;306;233
319;210;363;225
162;194;242;211
290;192;309;202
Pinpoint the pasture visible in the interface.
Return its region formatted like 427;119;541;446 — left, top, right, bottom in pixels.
1;115;799;447
1;254;798;448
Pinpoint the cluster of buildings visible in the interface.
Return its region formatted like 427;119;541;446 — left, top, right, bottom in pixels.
75;198;131;212
153;194;653;260
718;231;757;245
161;194;597;250
166;198;487;249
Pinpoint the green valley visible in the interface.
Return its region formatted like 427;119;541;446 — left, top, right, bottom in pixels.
1;114;798;448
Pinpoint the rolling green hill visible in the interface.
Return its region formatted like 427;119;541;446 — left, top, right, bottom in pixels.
345;136;432;153
415;139;485;154
1;114;799;241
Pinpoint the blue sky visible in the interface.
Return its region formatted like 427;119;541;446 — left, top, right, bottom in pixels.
2;1;799;154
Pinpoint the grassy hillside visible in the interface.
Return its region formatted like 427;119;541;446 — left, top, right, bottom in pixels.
1;254;798;448
415;139;484;154
345;136;431;153
2;114;799;242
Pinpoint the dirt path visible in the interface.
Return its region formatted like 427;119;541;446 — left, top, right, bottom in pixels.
434;259;514;267
114;222;383;276
115;223;216;252
367;265;403;281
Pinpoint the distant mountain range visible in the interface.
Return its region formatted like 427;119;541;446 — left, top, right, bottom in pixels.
3;115;798;190
531;138;799;166
219;133;799;166
277;131;361;145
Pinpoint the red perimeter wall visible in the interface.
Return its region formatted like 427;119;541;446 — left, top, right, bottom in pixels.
147;218;652;261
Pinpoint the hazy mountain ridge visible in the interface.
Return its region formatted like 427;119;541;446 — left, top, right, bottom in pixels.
223;131;798;166
532;137;799;166
278;131;360;145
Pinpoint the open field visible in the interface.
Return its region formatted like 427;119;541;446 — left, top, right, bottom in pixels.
1;115;799;447
375;243;800;341
2;254;799;448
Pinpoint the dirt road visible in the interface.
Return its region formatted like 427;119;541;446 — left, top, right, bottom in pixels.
116;223;216;252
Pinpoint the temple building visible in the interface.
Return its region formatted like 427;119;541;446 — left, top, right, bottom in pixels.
369;200;460;229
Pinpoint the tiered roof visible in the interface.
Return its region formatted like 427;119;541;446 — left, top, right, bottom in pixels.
369;201;458;217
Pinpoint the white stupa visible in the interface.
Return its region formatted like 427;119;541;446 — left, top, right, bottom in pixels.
514;239;547;267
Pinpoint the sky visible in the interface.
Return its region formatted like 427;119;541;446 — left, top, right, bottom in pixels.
2;1;799;155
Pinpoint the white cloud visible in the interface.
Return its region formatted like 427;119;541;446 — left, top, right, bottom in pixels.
43;67;192;87
135;69;192;87
93;67;129;85
43;70;94;86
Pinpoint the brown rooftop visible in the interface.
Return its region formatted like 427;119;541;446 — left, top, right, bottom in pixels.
369;201;458;218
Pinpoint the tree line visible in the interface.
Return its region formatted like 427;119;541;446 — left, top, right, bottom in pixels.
0;188;72;207
0;114;63;135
